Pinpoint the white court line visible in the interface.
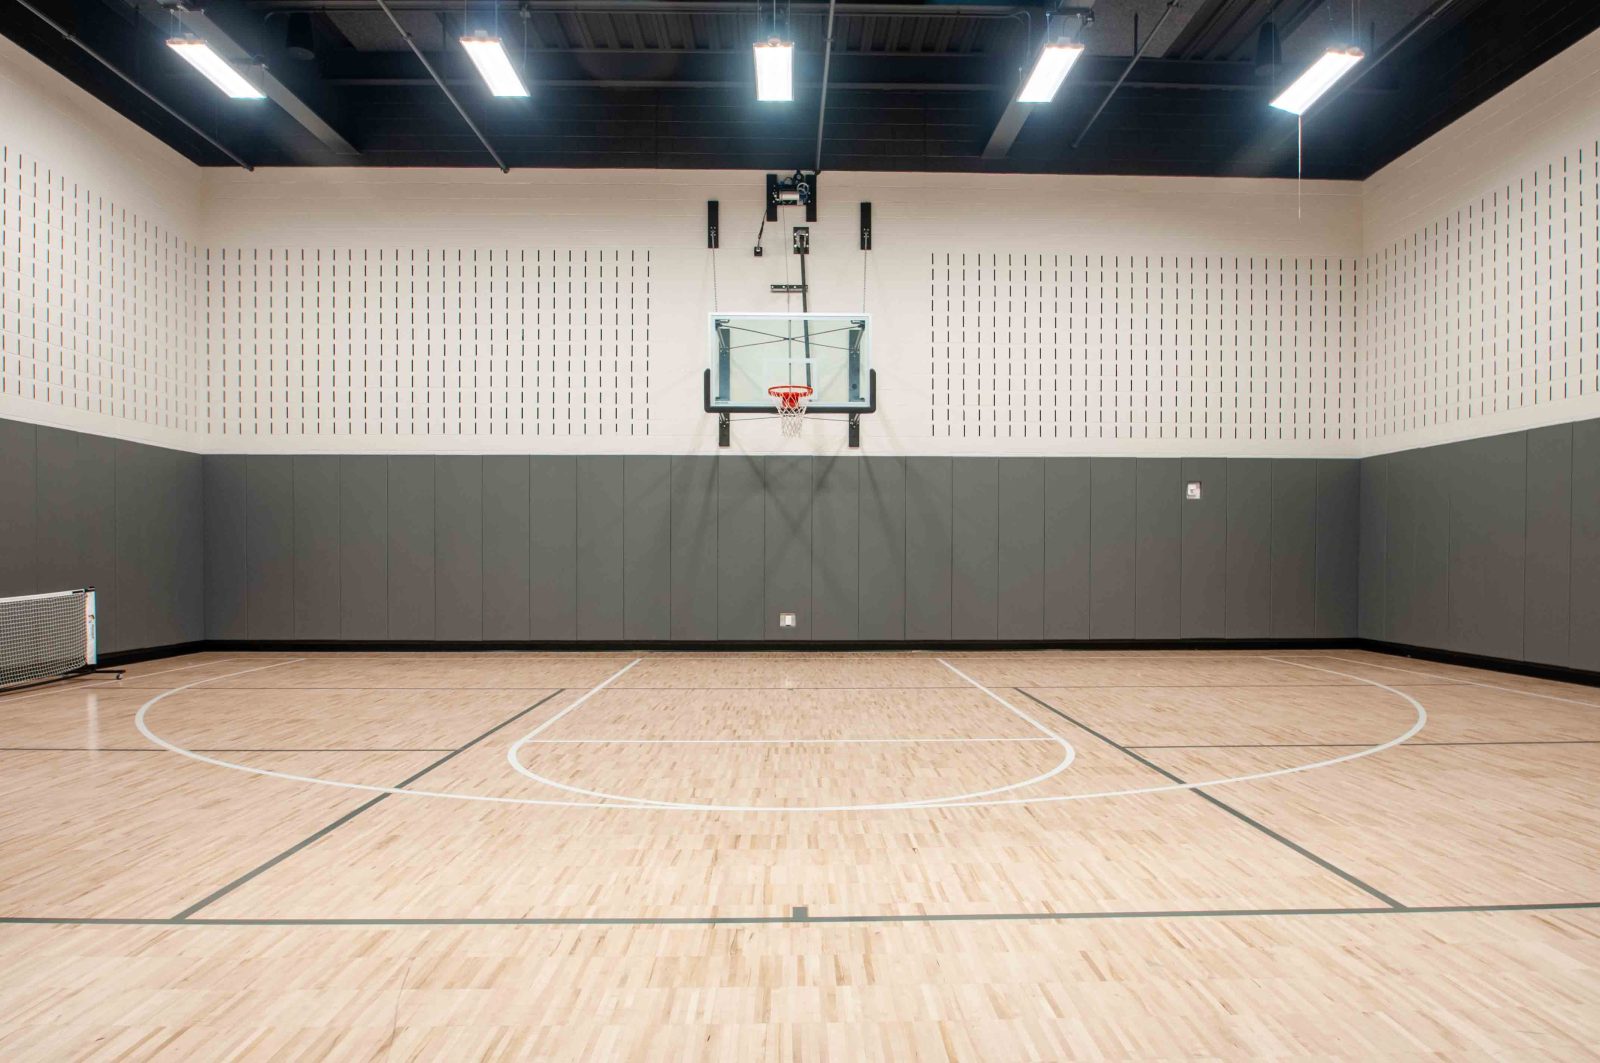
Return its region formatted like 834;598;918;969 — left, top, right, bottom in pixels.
526;736;1055;744
140;654;1425;813
1313;654;1600;709
896;657;1427;809
0;656;243;707
502;658;1078;811
505;657;644;742
139;660;660;810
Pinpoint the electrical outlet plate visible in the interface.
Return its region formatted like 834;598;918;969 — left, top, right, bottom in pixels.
778;612;797;628
1185;481;1203;500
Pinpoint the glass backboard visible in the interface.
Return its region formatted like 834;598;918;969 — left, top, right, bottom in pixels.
705;312;872;412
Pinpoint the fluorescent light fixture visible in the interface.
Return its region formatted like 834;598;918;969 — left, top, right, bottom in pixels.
459;34;529;97
165;37;265;100
753;38;794;102
1017;41;1085;103
1270;46;1364;115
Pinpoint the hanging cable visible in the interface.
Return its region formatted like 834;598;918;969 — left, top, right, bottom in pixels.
1297;115;1303;220
12;0;253;170
813;0;839;173
1072;0;1176;150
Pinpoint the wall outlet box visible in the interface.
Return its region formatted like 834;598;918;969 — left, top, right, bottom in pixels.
1185;481;1203;501
778;612;797;628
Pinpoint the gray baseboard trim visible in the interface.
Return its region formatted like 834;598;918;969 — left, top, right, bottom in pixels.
86;638;1600;690
204;638;1360;653
1354;639;1600;690
99;642;209;667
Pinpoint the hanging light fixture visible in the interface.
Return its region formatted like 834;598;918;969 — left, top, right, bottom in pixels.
1017;41;1086;103
459;33;529;97
165;37;266;99
753;37;794;101
1270;46;1364;115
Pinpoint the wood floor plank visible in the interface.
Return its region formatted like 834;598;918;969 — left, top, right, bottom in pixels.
4;647;1598;1058
1;912;1597;1060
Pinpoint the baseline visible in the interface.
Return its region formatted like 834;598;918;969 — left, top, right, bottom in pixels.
138;656;1425;813
1313;654;1600;708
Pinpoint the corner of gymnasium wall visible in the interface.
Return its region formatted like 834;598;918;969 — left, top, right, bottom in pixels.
7;21;1600;461
1359;23;1600;251
0;33;207;453
0;34;202;230
1352;24;1600;457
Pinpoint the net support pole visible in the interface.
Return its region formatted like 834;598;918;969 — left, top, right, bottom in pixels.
84;589;97;667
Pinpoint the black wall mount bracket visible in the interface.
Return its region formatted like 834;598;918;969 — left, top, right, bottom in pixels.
766;170;818;222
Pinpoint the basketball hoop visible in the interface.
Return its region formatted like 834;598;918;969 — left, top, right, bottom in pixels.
768;384;813;437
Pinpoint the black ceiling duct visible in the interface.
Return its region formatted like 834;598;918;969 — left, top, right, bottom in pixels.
285;12;315;60
1253;21;1281;77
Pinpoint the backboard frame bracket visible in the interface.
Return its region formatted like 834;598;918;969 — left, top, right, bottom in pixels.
704;368;876;448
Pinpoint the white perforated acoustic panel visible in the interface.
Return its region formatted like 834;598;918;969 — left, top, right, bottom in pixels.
1360;143;1599;447
929;252;1360;444
0;146;201;436
206;247;652;439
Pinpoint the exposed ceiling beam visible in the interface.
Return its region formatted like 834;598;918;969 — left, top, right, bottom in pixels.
10;0;254;168
1071;0;1178;148
128;0;360;156
319;50;1299;92
981;0;1098;161
246;1;1034;16
372;0;509;170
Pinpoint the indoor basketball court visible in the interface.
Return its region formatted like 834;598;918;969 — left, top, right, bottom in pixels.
2;0;1599;1058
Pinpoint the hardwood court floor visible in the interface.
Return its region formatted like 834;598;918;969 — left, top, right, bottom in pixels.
0;649;1597;1059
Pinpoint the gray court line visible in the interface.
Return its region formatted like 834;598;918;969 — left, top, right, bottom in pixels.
962;683;1366;690
1132;739;1600;750
1015;689;1407;909
165;686;579;692
609;685;977;691
171;689;566;921
0;747;172;752
525;736;1054;745
156;683;1367;692
5;900;1596;929
0;747;460;753
188;748;461;753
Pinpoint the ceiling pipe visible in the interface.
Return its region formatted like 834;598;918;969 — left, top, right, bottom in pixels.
813;0;838;172
1313;0;1463;111
252;1;1031;16
1070;0;1178;150
372;0;511;171
10;0;254;170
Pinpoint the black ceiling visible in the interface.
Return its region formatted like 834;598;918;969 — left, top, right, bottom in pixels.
4;0;1597;178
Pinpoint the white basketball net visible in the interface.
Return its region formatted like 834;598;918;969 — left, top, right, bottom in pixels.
769;385;813;438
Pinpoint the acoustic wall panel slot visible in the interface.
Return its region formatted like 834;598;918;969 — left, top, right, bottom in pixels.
1;145;200;436
930;252;1358;443
8;128;1596;457
1363;142;1600;446
205;246;651;440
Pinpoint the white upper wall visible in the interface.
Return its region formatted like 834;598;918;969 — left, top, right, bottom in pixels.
4;23;1599;456
198;167;1360;456
0;36;199;230
1363;25;1600;246
1359;25;1600;454
0;34;205;450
